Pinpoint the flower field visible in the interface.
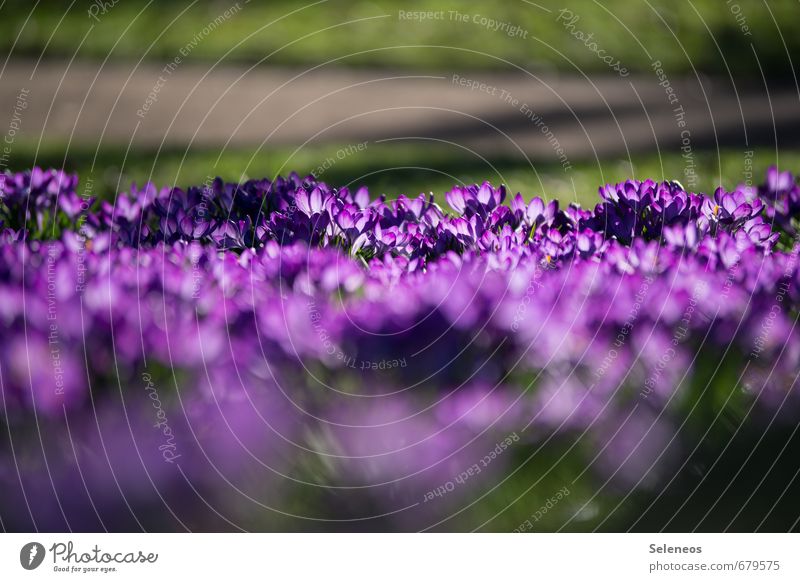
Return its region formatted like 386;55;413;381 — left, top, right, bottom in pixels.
1;166;798;531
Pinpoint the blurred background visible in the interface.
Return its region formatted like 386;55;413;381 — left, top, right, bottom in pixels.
0;0;798;206
2;0;800;533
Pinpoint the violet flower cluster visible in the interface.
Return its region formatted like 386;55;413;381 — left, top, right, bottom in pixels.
0;166;798;531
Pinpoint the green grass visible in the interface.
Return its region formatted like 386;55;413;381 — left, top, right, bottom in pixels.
9;140;797;208
2;0;797;76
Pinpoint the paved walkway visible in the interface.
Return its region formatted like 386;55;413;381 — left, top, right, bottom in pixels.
1;59;798;161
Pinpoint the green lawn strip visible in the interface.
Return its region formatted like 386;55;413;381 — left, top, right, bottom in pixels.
5;140;796;209
1;0;795;76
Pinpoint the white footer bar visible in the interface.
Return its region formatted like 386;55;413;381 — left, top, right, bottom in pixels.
0;533;795;580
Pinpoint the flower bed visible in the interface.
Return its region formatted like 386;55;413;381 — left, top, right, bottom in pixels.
0;166;798;531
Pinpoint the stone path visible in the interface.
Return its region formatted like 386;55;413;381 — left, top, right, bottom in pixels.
1;59;798;162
